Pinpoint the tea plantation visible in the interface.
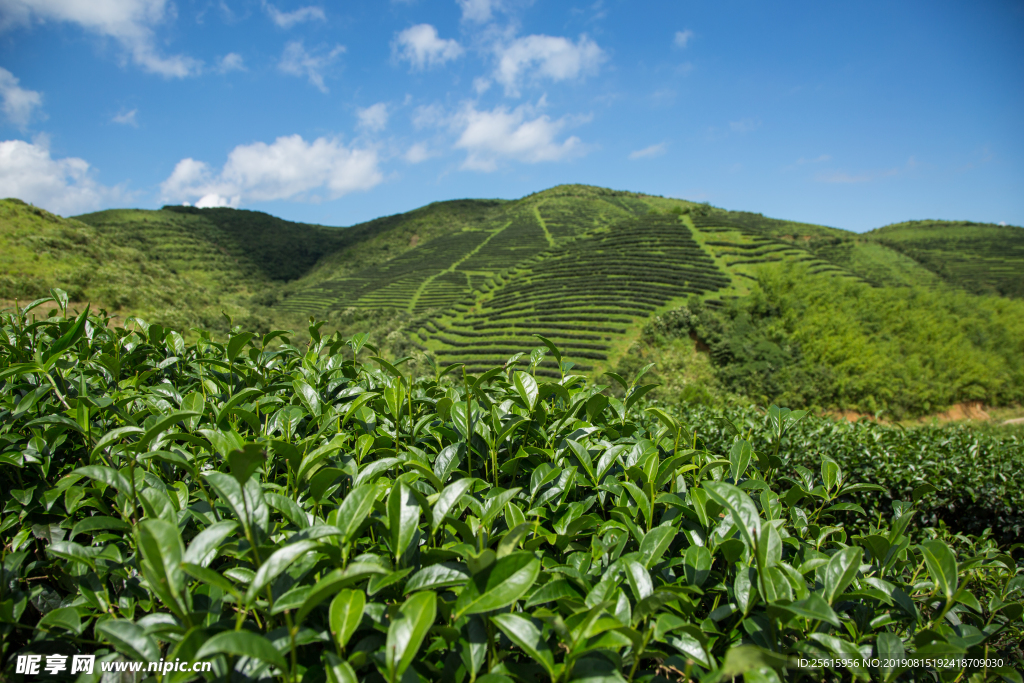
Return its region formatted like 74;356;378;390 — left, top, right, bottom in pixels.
1;299;1022;682
2;185;1023;418
420;213;731;377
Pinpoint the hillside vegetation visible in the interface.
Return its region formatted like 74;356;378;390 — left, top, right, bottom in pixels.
1;185;1022;419
628;266;1024;419
0;199;228;329
865;220;1024;298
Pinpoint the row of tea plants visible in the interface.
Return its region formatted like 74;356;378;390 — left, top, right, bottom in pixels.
1;293;1022;682
672;405;1024;545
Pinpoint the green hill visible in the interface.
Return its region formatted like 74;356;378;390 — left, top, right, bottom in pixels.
864;219;1024;297
2;185;1022;417
75;205;356;282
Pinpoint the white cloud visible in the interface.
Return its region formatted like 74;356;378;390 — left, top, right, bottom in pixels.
458;0;496;23
263;2;325;28
160;134;383;205
356;103;388;132
473;77;491;94
404;142;433;164
411;103;445;129
161;157;216;200
393;24;463;70
279;40;345;92
674;29;693;48
0;67;43;127
495;34;605;96
195;193;237;208
629;142;666;160
217;52;245;73
452;101;587;171
0;0;201;77
0;137;126;215
112;108;138;126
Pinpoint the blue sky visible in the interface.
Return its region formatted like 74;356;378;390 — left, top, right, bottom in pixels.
0;0;1021;232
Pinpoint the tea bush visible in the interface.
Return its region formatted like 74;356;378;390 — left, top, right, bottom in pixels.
1;293;1022;682
675;405;1024;545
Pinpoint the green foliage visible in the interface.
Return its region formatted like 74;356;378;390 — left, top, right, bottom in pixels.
670;266;1024;418
2;303;1022;681
676;403;1024;544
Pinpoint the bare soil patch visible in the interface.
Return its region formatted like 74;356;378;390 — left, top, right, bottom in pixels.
825;401;995;425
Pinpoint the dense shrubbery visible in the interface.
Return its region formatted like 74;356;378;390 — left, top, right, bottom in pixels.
645;267;1024;419
2;295;1022;682
674;405;1024;545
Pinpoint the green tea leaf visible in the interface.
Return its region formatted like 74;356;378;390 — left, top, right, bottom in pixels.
44;305;89;362
823;546;862;604
388;480;421;565
405;562;471;592
97;620;161;661
194;630;287;671
324;652;359;683
385;590;437;682
683;545;712;587
919;539;958;605
491;613;556;679
182;520;239;567
227;442;265;485
729;439;753;483
335;484;377;543
37;606;83;634
432;477;475;532
329;589;366;650
704;481;760;551
292;378;321;418
226;332;255;362
245;539;320;604
638;525;675;568
454;551;540;618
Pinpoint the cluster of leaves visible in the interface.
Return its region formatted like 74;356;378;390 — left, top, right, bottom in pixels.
675;404;1024;545
2;293;1022;683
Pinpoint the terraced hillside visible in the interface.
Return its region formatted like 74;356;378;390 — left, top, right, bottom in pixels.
688;213;868;285
865;220;1024;297
416;212;732;376
5;185;1022;385
277;186;650;317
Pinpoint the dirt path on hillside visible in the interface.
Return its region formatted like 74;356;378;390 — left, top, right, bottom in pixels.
827;401;1024;426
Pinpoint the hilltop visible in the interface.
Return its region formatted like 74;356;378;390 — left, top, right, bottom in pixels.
1;185;1022;417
